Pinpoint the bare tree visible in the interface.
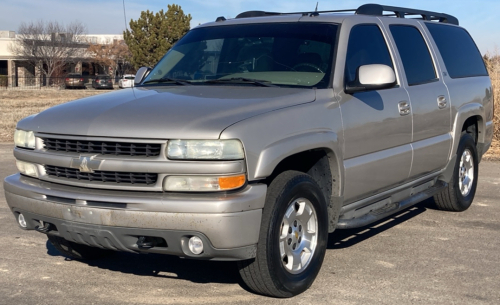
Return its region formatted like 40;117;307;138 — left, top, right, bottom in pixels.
10;20;87;79
87;39;131;77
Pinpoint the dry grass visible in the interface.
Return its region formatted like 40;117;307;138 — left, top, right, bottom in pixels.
484;50;500;159
0;89;104;142
483;141;500;161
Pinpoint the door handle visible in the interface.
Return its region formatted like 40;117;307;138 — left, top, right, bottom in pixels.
398;101;411;116
437;95;447;109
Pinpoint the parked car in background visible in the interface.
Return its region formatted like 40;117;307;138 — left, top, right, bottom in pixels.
92;75;114;90
119;74;136;88
64;73;85;89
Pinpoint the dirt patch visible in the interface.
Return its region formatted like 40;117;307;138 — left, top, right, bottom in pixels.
0;89;105;142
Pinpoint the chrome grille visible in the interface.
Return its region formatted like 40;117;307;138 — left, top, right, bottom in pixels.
41;138;161;157
44;165;157;185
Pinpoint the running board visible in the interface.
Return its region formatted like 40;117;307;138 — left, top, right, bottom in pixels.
336;181;447;229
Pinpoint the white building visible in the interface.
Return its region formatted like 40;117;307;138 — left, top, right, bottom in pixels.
0;31;125;87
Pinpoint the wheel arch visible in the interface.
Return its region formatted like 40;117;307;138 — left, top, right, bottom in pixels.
451;103;486;160
440;104;485;183
254;131;344;233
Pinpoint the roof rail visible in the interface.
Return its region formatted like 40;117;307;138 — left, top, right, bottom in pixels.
235;9;356;19
236;11;281;19
234;4;459;25
356;4;459;25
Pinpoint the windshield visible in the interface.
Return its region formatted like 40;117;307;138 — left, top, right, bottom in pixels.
142;23;338;88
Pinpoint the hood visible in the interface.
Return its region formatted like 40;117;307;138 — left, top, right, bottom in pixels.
19;86;316;139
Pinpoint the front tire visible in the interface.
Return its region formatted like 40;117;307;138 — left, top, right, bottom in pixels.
238;171;328;298
434;133;478;211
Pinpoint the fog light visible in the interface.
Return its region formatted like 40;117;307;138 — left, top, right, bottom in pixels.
18;213;27;228
16;160;39;177
188;236;204;255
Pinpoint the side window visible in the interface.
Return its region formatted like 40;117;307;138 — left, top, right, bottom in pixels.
390;25;437;86
426;23;488;78
345;24;393;83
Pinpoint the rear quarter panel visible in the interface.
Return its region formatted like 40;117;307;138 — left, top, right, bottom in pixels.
445;76;493;157
418;21;494;158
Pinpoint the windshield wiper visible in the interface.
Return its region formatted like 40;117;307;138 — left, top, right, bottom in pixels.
204;77;277;87
142;77;192;86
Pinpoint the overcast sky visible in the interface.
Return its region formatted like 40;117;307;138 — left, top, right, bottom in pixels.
1;0;498;54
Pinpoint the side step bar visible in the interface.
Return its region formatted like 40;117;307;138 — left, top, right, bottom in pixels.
336;181;447;229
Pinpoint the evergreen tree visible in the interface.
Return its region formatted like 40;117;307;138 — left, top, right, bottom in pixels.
123;4;191;69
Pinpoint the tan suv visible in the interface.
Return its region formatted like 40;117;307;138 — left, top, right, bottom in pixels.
5;3;493;298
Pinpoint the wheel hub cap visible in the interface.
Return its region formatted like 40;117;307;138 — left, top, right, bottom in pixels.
279;198;318;274
458;149;474;196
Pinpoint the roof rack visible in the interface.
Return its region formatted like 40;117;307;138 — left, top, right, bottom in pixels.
235;9;356;19
232;4;458;25
356;4;458;25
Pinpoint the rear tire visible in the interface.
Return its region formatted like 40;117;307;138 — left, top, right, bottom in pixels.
434;133;478;211
238;171;328;298
47;235;113;260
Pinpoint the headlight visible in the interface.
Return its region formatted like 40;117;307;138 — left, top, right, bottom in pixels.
167;139;244;160
164;174;246;192
14;129;35;149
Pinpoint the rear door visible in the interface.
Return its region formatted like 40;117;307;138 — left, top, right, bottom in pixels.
383;19;452;178
338;19;413;204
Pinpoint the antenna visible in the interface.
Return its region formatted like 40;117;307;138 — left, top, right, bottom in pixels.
122;0;128;30
315;2;319;12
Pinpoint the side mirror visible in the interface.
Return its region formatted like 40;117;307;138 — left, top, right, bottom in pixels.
345;64;396;94
134;67;152;86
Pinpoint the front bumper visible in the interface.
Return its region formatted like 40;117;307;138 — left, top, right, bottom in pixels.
4;174;266;260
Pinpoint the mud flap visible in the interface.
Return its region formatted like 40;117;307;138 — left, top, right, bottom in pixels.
328;195;343;233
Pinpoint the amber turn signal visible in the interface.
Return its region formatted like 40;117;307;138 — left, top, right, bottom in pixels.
218;174;246;190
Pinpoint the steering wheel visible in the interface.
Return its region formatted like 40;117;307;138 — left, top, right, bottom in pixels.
292;63;324;73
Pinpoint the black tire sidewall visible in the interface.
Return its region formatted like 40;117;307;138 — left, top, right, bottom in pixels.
452;134;479;210
265;173;328;296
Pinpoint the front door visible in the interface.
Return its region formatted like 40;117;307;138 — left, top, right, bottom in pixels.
339;22;413;204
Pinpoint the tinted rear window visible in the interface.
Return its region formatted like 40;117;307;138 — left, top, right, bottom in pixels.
425;23;487;78
390;25;437;86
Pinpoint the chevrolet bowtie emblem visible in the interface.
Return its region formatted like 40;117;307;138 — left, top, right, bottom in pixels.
70;155;102;173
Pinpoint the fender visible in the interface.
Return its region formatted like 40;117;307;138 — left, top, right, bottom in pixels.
254;130;342;180
253;130;344;233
